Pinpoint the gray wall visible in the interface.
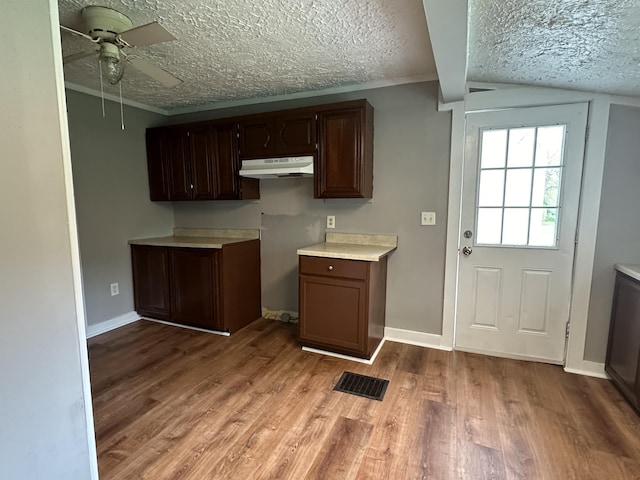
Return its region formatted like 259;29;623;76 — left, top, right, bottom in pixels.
66;91;174;326
172;82;452;334
585;104;640;362
0;0;93;477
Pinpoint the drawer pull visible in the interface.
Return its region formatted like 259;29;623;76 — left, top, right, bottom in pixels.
328;265;334;271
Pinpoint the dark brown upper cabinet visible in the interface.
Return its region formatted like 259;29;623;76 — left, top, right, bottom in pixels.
146;123;259;201
239;111;316;159
275;112;316;156
239;117;277;159
147;99;373;201
146;128;171;201
315;100;373;199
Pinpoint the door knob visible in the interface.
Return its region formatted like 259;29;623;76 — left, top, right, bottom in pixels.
328;265;334;271
462;246;473;256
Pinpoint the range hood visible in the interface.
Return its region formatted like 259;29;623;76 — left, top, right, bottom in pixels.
239;156;314;179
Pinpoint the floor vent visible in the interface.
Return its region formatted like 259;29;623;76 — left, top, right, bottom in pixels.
333;371;389;401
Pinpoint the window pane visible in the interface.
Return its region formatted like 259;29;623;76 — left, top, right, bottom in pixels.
477;208;502;244
507;128;535;167
535;126;565;166
503;208;529;245
481;130;507;168
504;169;532;207
529;208;558;246
532;168;561;207
478;170;505;207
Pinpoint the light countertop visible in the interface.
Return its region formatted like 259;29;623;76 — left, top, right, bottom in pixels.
129;228;259;249
297;232;397;262
615;264;640;282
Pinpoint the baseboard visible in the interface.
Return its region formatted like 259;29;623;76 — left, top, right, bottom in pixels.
86;311;140;338
564;360;609;379
141;317;230;336
302;338;386;365
384;327;453;351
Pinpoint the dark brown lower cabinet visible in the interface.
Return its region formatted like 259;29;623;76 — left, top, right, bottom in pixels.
131;245;171;320
170;248;221;330
298;255;387;359
131;240;261;333
606;271;640;412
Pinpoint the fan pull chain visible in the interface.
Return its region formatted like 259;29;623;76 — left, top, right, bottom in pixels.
119;82;125;130
98;60;105;118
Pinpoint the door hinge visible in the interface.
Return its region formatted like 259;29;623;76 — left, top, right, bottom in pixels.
565;322;570;338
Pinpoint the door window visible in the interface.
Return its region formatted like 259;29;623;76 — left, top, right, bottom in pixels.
476;125;566;247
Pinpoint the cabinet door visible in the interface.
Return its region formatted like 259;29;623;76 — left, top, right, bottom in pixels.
165;128;192;201
131;245;171;319
299;274;367;356
275;112;317;156
606;274;640;404
316;107;371;198
169;248;220;330
146;129;170;201
212;124;241;199
239;116;276;159
189;126;216;200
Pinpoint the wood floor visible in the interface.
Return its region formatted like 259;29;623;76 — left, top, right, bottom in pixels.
88;318;640;479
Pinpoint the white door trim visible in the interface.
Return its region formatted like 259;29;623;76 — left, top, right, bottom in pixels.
565;97;611;371
441;85;611;372
440;100;465;348
50;1;99;478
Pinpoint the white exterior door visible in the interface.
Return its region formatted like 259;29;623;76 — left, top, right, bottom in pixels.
455;104;588;363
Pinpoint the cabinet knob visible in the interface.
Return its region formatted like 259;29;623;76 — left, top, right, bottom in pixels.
328;265;334;271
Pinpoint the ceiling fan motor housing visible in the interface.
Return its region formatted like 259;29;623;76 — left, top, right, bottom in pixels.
82;6;133;41
100;42;120;60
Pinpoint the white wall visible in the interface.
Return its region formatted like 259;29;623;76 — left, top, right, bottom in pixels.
171;82;452;334
66;90;174;326
585;104;640;362
0;1;94;478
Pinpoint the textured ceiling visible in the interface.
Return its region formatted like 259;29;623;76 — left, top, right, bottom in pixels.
58;0;436;111
468;0;640;97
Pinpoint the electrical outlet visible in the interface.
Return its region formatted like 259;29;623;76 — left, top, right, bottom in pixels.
110;283;119;296
421;211;436;226
326;215;336;229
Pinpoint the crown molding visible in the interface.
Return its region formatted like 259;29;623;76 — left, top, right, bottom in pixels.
65;73;439;117
64;82;170;115
166;73;439;116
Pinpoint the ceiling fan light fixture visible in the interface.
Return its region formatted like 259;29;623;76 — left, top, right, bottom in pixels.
100;43;125;85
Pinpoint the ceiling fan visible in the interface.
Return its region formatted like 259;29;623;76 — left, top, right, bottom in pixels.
60;6;182;88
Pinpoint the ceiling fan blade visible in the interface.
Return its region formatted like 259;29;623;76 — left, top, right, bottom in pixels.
118;22;176;47
60;25;96;43
63;50;96;64
127;55;182;88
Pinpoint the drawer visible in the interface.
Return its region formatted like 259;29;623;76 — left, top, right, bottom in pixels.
299;255;367;280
